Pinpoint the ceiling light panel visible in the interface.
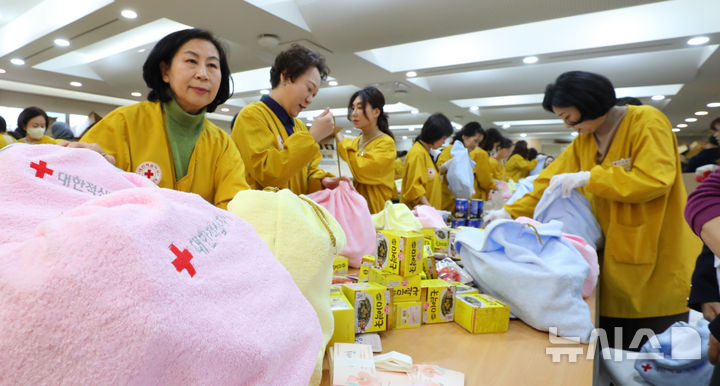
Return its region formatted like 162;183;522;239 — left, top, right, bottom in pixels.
493;119;564;126
244;0;310;31
34;18;192;80
230;67;271;94
0;0;112;57
355;0;720;72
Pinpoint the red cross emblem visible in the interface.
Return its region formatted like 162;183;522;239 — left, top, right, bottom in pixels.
135;161;162;185
641;363;652;372
169;243;196;277
30;160;54;178
144;169;154;178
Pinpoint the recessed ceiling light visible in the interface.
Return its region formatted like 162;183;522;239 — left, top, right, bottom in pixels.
137;48;146;53
345;130;352;134
131;91;142;97
520;133;527;138
402;135;408;140
0;68;5;74
469;106;479;112
410;109;419;114
260;89;270;95
405;71;417;78
651;95;665;101
687;36;710;46
522;56;538;64
677;123;688;128
685;117;698;122
502;123;511;129
220;107;230;112
672;128;681;132
328;80;338;86
54;38;70;47
571;132;578;137
70;81;82;87
408;127;415;132
695;111;709;116
707;102;720;108
10;58;24;65
121;9;138;19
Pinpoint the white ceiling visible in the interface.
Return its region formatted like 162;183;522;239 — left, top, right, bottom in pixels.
1;0;719;143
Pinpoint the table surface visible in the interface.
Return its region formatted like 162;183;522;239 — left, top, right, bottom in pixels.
321;288;597;385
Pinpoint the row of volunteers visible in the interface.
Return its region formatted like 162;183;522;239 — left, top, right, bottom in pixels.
1;27;705;353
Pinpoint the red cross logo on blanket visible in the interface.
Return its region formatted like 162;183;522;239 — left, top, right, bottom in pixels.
169;243;196;277
641;363;652;372
30;160;54;178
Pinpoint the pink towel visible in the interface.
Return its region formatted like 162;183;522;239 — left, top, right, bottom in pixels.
0;145;322;384
515;217;599;298
0;144;155;244
412;205;446;229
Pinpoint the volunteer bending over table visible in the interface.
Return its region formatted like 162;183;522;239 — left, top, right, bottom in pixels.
401;113;453;209
17;107;58;145
231;44;340;195
484;70;701;351
489;137;513;182
79;29;249;209
504;140;536;182
335;86;396;214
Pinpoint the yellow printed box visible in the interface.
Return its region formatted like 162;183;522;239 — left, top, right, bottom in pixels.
454;293;510;334
421;228;435;251
333;256;349;276
451;281;479;295
358;255;376;283
375;230;422;276
421;279;456;324
432;228;451;254
329;285;355;345
368;267;421;302
342;283;391;334
388;301;422;330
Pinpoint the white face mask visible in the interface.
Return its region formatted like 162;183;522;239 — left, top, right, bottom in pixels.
27;127;45;140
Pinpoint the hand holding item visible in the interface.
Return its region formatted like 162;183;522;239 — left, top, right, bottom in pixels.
546;171;591;198
309;107;335;142
482;207;512;227
56;140;116;165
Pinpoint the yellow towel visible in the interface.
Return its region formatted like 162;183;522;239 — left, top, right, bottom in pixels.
228;189;346;386
371;201;423;232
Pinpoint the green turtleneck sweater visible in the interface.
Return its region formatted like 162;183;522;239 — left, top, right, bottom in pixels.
163;98;205;180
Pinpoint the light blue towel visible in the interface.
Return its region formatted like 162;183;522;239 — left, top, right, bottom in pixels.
455;220;594;342
634;318;712;386
528;157;546;176
505;175;537;205
533;188;604;250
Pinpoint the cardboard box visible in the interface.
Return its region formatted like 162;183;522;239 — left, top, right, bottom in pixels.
358;255;376;283
421;279;456;324
375;230;423;276
454;293;510;334
329;285;355;345
368;267;421;302
432;228;451;254
452;281;479;295
342;283;391;333
333;256;349;275
388;301;422;329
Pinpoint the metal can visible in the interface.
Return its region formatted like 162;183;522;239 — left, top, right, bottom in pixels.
454;199;469;218
451;218;467;228
468;218;481;228
469;199;484;218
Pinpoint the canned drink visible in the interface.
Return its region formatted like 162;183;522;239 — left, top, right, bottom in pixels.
469;199;484;218
454;199;469;218
468;218;481;228
451;218;467;228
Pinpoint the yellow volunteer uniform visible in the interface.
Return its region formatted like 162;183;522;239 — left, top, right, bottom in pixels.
232;102;330;195
505;105;701;318
505;154;537;182
402;141;442;209
469;147;495;201
337;135;396;214
81;101;249;209
19;136;58;145
393;158;403;178
0;134;6;149
489;157;508;181
436;145;455;211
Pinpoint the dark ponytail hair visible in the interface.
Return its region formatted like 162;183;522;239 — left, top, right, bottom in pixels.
480;127;503;151
452;121;484;144
511;140;530;159
347;86;393;140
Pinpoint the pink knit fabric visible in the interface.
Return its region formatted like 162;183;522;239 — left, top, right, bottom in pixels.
0;145;322;384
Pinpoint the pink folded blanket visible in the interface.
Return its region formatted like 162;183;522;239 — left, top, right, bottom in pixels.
0;145;321;384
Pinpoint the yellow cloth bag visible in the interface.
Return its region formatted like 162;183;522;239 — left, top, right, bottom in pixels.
227;188;346;386
371;201;423;232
